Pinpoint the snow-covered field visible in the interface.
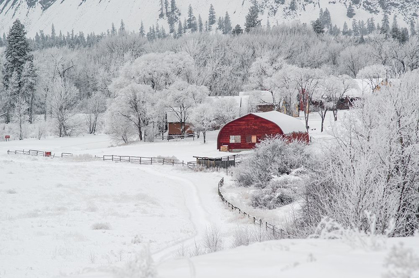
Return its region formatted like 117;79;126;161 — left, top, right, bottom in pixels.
2;112;418;278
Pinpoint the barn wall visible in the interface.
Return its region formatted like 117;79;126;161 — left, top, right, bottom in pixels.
217;114;283;150
168;123;194;135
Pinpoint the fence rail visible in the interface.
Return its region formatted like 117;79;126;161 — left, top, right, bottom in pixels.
7;150;187;167
7;149;54;157
217;178;285;238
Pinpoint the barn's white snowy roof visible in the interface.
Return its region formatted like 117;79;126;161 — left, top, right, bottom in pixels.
252;111;307;134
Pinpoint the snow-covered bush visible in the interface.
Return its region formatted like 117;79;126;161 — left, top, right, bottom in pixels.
383;243;419;278
121;244;157;278
91;222;111;230
203;225;223;253
235;136;310;188
232;226;277;248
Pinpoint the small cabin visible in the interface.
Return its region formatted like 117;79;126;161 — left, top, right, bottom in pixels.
217;111;309;152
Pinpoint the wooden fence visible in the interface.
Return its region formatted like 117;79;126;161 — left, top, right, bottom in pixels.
102;154;185;166
7;149;52;157
217;177;285;238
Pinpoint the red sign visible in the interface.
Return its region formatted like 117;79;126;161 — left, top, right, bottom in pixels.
5;135;10;139
45;152;52;157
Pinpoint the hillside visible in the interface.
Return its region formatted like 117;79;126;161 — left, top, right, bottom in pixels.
0;0;417;37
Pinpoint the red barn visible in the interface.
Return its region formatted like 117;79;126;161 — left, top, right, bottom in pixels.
217;111;309;151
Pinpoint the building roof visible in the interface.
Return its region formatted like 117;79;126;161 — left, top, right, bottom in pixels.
239;91;273;105
209;95;250;117
252;111;307;134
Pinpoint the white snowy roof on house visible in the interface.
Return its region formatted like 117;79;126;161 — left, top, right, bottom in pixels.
346;79;401;98
252;111;306;134
239;91;273;104
209;95;250;117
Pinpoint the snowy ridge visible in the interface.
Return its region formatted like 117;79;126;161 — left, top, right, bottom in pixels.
0;0;416;37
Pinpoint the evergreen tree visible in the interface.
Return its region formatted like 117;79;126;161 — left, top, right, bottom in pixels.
217;17;225;31
367;18;376;34
410;20;416;36
359;20;367;35
400;27;409;43
223;12;232;34
322;8;331;26
177;21;183;37
342;22;349;35
2;20;34;124
170;0;181;20
381;14;390;36
164;0;169;16
232;24;243;35
390;15;400;41
312;19;324;34
208;4;216;31
352;19;359;36
198;15;203;33
183;18;187;33
111;23;117;35
347;4;355;18
140;21;145;37
245;3;261;33
119;20;126;35
159;0;165;18
289;0;297;11
51;24;56;46
187;5;197;32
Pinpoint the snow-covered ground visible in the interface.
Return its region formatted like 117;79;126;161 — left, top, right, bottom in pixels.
3;111;417;278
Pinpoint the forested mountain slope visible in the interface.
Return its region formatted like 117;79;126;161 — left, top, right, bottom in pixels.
0;0;417;37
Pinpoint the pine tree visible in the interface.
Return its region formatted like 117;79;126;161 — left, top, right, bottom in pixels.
217;17;225;31
245;3;261;33
187;5;197;32
391;15;400;41
2;20;34;123
177;21;183;37
352;19;359;36
140;21;145;37
232;24;243;35
223;12;232;34
159;0;165;18
410;20;416;37
119;20;126;35
111;23;117;35
381;14;390;36
183;18;187;33
164;0;169;16
400;28;409;43
347;4;355;18
342;22;349;35
289;0;297;11
367;18;376;34
198;15;203;33
51;24;56;46
208;4;216;30
312;19;324;34
322;8;331;26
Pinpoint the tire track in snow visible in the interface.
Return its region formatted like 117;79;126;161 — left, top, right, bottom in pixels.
137;166;214;263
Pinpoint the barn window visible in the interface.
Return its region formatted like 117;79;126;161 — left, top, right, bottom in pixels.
230;135;241;143
246;135;257;143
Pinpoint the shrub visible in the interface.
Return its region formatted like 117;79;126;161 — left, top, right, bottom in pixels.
91;222;111;230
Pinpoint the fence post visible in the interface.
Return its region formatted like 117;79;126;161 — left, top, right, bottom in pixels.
151;158;153;165
260;219;262;227
140;157;142;164
112;155;114;161
163;158;165;165
253;217;256;224
129;156;131;162
265;221;268;231
273;226;275;237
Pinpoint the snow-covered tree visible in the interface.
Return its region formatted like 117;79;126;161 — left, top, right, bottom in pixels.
245;3;261;33
85;92;106;134
50;78;79;137
163;81;209;136
190;101;215;143
357;64;390;92
304;70;419;236
107;84;154;141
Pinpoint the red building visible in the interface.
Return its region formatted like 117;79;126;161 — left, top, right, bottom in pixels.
217;111;309;151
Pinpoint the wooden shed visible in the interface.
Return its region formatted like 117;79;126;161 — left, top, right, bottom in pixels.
217;111;309;151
